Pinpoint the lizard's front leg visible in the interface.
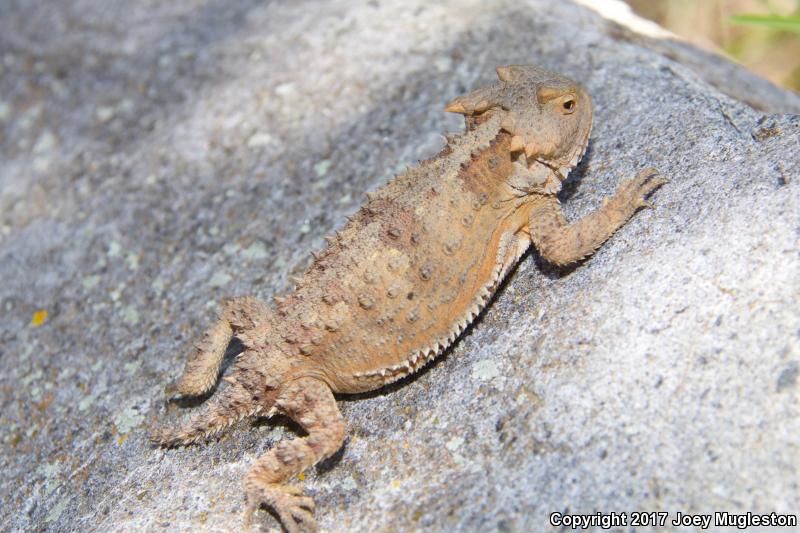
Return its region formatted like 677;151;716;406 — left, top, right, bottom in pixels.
529;168;667;266
244;377;345;533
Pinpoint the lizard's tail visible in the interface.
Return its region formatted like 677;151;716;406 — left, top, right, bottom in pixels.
149;376;267;447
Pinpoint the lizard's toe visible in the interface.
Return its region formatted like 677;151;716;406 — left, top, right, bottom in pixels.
244;482;317;533
617;168;668;209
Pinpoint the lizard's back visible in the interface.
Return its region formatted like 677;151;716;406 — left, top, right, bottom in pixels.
276;112;532;393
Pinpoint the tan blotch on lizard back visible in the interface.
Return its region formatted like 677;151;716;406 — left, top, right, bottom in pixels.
150;65;667;533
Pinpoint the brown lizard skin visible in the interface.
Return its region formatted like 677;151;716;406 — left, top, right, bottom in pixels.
150;65;667;533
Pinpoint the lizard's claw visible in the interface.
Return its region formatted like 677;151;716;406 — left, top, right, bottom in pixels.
615;167;669;210
244;483;317;533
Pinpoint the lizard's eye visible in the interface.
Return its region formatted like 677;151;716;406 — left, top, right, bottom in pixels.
561;97;576;114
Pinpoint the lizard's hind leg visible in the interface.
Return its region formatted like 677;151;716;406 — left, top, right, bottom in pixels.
174;296;270;397
151;375;268;447
244;377;345;533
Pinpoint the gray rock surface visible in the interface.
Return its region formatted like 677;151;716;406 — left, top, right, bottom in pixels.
1;1;798;532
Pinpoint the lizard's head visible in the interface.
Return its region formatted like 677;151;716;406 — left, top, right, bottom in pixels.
445;65;593;181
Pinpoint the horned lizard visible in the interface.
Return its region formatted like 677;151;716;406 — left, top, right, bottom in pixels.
150;65;667;532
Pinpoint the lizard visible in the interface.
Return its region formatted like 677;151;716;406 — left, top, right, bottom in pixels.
150;65;667;532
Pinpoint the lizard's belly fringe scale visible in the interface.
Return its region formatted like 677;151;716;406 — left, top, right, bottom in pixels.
352;235;514;385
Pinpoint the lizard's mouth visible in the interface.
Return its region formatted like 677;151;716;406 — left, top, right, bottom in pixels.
540;122;593;181
511;121;592;182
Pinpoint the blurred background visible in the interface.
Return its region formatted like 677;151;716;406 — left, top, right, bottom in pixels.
625;0;800;92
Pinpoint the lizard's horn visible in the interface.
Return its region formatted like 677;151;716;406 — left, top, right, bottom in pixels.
444;85;503;115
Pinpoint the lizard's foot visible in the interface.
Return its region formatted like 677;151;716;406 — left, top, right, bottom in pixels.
244;482;316;533
613;167;669;210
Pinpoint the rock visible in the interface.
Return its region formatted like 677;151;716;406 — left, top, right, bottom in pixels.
0;1;797;532
246;131;273;148
95;106;115;123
